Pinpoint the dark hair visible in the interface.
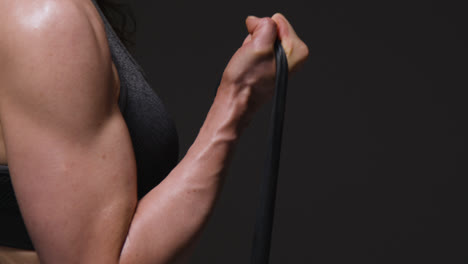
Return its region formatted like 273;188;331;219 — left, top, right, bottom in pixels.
95;0;137;54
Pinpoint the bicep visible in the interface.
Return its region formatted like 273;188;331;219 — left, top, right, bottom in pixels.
2;107;137;263
0;4;137;263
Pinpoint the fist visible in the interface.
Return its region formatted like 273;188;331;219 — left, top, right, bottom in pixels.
243;13;309;75
218;13;309;119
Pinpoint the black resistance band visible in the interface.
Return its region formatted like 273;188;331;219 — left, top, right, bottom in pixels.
250;39;288;264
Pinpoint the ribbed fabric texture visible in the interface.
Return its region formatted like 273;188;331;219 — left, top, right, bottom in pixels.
0;0;179;250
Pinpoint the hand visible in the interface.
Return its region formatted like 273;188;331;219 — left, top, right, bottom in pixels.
218;13;309;116
270;13;310;75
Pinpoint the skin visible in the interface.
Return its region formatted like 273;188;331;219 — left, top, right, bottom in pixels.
0;0;309;263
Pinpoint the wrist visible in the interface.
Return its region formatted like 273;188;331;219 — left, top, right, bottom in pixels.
184;83;253;165
181;83;253;183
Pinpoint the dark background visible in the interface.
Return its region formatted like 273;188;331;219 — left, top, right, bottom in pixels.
127;0;468;263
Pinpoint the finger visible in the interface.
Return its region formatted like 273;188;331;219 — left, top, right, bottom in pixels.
245;16;260;34
271;13;309;73
245;16;278;53
271;13;300;43
271;13;297;58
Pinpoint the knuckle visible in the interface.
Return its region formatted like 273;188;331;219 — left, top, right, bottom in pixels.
259;17;277;30
251;41;272;57
299;41;310;58
290;39;309;60
222;68;236;84
249;18;277;57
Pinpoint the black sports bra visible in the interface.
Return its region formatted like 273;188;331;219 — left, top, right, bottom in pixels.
0;0;179;250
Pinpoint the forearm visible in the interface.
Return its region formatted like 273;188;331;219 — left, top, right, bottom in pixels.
118;86;252;264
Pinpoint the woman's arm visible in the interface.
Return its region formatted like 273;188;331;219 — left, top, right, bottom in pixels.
0;2;138;263
0;1;308;263
118;14;309;264
117;15;278;264
118;83;250;264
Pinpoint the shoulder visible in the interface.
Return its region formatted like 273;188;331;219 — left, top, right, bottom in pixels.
0;0;110;69
0;0;117;133
1;0;96;38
